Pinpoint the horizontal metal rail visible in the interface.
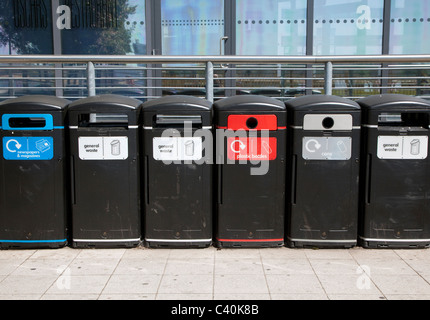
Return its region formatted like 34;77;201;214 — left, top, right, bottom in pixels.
1;54;430;63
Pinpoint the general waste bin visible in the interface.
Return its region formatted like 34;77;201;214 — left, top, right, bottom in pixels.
357;94;430;249
213;95;286;248
0;95;70;248
142;96;213;248
285;95;361;248
68;95;142;248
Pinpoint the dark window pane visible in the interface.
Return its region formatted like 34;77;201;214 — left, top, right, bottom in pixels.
61;0;146;55
0;0;53;54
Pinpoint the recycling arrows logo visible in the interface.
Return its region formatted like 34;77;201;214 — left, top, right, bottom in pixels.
5;139;22;152
305;139;322;153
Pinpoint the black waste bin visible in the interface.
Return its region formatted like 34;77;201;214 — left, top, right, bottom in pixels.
285;95;361;248
142;96;213;248
213;95;286;248
0;95;70;248
357;94;430;249
68;95;142;248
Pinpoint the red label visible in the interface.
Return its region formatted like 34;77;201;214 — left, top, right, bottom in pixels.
227;115;278;131
227;137;277;161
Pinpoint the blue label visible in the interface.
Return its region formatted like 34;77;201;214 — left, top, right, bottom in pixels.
3;137;54;160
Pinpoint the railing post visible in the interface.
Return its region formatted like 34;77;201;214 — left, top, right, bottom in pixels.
206;61;214;103
87;61;96;97
324;61;333;95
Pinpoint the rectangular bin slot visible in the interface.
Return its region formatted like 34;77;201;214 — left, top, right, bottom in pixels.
78;113;129;128
378;112;430;129
154;115;202;128
8;117;46;128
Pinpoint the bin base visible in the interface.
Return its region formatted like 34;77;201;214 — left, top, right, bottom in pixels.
359;237;430;249
216;238;284;248
145;239;212;249
72;239;141;249
286;238;356;249
0;240;67;250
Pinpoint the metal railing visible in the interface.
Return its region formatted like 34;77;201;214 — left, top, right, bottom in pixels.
0;54;430;102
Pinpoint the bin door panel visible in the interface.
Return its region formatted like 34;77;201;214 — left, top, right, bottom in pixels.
219;162;285;241
365;157;430;239
0;161;65;240
71;130;140;241
288;129;360;245
144;129;212;242
0;128;66;243
146;161;212;240
292;159;358;240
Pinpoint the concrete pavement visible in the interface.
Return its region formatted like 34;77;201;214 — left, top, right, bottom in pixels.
0;246;429;300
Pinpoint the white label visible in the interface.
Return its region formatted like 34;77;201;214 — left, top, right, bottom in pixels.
153;137;202;161
79;137;128;160
377;136;428;160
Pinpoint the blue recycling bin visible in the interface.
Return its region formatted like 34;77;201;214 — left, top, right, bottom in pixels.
0;95;70;248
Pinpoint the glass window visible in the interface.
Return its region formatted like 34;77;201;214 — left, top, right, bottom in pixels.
389;1;430;96
236;0;307;55
0;1;54;100
160;0;224;97
390;0;430;54
59;1;147;100
161;0;224;55
313;0;384;55
61;0;146;55
235;1;307;100
0;0;53;54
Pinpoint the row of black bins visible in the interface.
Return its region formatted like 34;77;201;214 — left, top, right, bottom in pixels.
0;93;429;250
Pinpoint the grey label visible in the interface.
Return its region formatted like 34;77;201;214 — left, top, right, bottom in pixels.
302;137;352;160
303;114;353;131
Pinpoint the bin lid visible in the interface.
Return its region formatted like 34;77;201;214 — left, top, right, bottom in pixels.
213;95;286;129
285;95;360;112
213;95;285;112
68;94;142;112
141;95;212;127
0;95;70;112
357;94;430;125
284;95;360;127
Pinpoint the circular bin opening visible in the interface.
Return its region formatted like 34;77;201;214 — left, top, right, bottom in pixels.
322;117;335;130
246;117;259;129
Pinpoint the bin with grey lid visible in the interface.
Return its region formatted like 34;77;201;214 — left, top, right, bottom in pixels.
357;94;430;249
285;95;361;248
68;95;142;248
142;96;213;248
0;95;70;249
